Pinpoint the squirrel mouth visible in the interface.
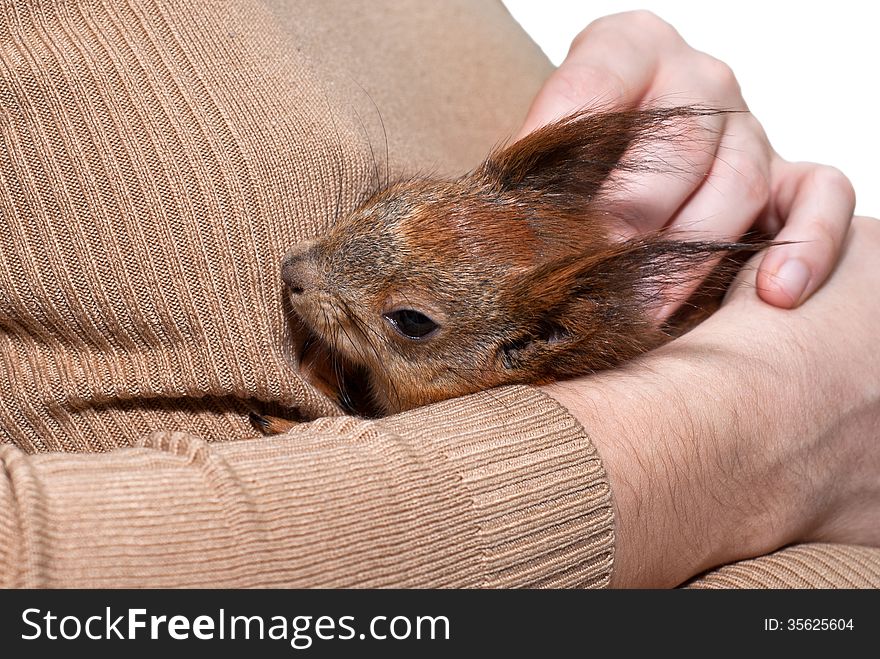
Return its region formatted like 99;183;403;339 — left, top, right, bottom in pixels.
287;311;379;417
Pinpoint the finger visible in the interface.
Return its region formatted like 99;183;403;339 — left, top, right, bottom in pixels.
516;12;682;139
756;161;855;308
669;113;771;238
653;115;772;319
516;61;651;140
601;46;757;232
516;11;755;238
602;109;727;235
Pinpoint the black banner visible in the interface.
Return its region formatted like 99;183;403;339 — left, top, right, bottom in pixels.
0;589;875;656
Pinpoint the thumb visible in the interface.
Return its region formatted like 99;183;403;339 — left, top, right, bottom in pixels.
516;64;629;140
515;21;661;140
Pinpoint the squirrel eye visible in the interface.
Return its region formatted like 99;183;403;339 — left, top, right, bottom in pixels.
383;309;439;340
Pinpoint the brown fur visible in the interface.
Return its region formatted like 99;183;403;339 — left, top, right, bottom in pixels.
275;107;771;419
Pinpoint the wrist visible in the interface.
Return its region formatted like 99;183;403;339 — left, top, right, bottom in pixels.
542;318;799;587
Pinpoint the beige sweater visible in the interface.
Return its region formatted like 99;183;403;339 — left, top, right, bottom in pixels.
0;0;877;588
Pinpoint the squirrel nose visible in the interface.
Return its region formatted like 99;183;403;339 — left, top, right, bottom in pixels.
281;241;319;296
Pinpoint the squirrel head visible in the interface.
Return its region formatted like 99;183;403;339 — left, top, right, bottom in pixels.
281;107;760;415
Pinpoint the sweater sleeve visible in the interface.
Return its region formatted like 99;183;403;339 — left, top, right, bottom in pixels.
0;386;614;588
686;544;880;589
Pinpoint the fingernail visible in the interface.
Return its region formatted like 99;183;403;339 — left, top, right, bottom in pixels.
774;258;811;305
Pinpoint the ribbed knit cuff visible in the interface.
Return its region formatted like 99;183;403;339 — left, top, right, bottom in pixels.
377;385;615;588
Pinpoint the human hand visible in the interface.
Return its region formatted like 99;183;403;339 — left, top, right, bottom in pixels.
543;216;880;587
517;11;855;310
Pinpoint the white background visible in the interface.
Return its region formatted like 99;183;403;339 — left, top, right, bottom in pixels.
502;0;879;218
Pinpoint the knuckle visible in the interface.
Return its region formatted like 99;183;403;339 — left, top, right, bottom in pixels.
584;10;679;43
811;164;856;210
699;55;739;92
569;25;592;50
622;9;675;35
740;112;769;139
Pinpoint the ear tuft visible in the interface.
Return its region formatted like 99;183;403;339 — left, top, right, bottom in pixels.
479;106;728;212
497;234;773;379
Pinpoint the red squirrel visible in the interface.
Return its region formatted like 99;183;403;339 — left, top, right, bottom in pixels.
254;107;772;431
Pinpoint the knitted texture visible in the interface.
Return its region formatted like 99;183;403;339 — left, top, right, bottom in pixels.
0;386;614;588
0;0;620;587
0;0;553;451
687;544;880;589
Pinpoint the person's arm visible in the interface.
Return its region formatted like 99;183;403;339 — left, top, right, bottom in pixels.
0;386;614;588
546;215;880;588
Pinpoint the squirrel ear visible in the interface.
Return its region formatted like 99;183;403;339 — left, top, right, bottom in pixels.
496;243;648;375
480;107;718;211
497;235;767;376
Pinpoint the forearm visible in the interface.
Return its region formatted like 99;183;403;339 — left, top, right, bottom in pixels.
0;387;613;588
544;301;810;587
